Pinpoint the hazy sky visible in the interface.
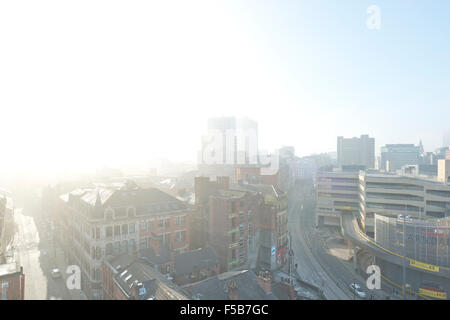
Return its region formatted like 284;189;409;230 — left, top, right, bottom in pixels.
1;1;449;175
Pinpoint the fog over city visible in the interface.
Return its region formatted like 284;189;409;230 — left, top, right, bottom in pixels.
0;0;449;306
1;1;449;180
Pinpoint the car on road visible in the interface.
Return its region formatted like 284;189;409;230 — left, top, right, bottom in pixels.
350;283;367;299
51;268;62;279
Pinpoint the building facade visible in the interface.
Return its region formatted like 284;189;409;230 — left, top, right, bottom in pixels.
0;263;25;300
317;162;450;237
59;181;192;299
337;135;375;169
380;144;422;172
207;187;260;272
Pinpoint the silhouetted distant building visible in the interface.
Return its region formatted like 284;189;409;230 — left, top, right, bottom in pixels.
380;143;421;172
337;135;375;169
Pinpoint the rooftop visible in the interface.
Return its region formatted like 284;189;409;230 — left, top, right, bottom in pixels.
107;254;189;300
0;262;21;279
174;248;219;276
60;183;188;214
183;269;278;300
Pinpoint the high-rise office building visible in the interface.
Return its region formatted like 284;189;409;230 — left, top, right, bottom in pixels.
337;135;375;169
380;143;421;172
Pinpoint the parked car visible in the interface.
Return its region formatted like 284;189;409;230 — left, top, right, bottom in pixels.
350;283;367;299
51;268;62;279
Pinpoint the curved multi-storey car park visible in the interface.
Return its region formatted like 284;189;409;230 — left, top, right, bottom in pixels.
317;160;450;299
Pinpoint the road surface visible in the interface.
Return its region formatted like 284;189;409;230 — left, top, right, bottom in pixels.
288;183;389;300
12;209;76;300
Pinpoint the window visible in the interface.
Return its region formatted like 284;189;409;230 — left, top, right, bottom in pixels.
158;218;170;229
105;243;112;255
140;237;148;249
106;226;113;238
175;216;185;227
121;240;128;253
92;247;100;260
114;225;121;237
121;224;128;235
129;223;135;234
113;241;120;255
95;227;100;240
128;239;135;252
140;221;147;232
2;282;9;300
175;231;186;242
162;233;171;246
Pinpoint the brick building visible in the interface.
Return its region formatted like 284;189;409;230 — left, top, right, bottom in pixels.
58;180;193;299
0;263;25;300
233;184;288;271
193;176;262;272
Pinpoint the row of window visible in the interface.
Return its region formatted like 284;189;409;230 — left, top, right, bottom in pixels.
105;223;136;238
105;239;136;255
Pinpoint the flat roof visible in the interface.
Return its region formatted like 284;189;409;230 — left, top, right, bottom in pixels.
0;262;20;278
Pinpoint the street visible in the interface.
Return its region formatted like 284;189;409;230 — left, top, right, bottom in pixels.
11;208;82;300
287;183;387;300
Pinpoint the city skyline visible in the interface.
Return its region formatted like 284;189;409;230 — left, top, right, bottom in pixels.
1;1;449;304
1;1;450;175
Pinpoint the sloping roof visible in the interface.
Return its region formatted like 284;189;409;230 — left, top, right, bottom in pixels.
113;261;189;300
183;270;278;300
107;254;189;300
174;248;219;276
60;184;188;214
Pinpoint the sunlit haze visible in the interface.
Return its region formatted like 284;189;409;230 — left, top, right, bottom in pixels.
1;1;450;177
